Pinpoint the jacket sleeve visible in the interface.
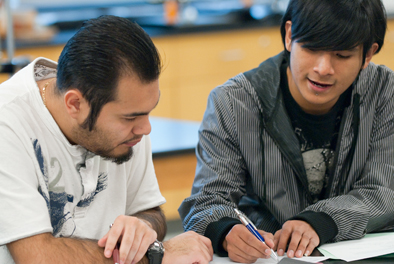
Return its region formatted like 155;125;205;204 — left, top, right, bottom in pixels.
178;80;247;255
298;65;394;243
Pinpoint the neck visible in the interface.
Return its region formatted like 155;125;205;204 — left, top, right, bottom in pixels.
37;78;77;144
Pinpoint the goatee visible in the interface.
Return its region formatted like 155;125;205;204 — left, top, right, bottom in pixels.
101;148;133;165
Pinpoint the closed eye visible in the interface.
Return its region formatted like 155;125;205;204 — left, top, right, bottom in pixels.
336;53;351;59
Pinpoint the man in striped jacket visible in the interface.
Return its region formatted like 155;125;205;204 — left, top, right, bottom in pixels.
179;0;394;263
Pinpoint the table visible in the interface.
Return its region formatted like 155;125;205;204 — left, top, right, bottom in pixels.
210;254;394;264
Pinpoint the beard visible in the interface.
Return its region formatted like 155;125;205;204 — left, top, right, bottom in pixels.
72;123;134;165
98;147;133;165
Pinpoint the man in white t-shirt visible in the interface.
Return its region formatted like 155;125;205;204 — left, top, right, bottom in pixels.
0;15;213;264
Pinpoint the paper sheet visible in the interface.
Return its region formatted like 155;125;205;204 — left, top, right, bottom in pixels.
318;232;394;262
211;255;329;263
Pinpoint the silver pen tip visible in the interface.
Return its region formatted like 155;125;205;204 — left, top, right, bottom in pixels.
270;250;279;262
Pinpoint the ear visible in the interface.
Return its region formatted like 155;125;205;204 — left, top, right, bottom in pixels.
362;43;379;69
285;21;293;52
64;89;89;122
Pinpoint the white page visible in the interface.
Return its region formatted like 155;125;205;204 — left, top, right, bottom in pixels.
211;255;329;263
318;232;394;262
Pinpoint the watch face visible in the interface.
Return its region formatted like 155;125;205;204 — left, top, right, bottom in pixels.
148;240;165;254
147;241;164;264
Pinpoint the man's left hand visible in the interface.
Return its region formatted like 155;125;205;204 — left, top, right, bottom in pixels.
273;220;319;258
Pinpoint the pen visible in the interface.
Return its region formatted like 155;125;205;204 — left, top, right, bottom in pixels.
109;224;120;264
234;208;278;262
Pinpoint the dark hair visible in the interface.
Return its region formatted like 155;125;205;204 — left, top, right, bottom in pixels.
57;15;162;131
280;0;387;64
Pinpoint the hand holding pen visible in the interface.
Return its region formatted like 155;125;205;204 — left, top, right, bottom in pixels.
234;208;279;263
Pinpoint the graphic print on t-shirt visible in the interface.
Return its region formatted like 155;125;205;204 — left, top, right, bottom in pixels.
294;128;335;203
32;139;108;236
302;148;334;202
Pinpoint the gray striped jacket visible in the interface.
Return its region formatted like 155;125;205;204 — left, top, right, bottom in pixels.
179;52;394;253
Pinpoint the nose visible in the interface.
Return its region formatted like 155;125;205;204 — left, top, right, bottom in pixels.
313;53;335;76
132;116;152;136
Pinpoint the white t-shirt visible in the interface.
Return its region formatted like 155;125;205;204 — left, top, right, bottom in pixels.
0;58;166;263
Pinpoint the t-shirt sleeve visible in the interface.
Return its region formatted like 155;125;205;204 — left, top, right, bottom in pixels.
124;135;166;216
0;125;52;245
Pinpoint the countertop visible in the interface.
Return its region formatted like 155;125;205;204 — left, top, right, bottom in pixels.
150;117;200;157
5;0;394;49
11;4;284;49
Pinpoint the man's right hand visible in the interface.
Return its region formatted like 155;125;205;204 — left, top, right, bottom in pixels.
162;231;213;264
223;224;274;263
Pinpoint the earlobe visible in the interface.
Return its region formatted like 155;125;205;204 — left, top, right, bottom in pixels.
362;43;379;69
285;21;293;52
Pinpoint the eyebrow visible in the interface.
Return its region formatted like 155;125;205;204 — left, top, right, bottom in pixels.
122;90;161;118
340;47;360;52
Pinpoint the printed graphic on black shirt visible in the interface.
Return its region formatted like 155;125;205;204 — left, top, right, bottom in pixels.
295;127;335;203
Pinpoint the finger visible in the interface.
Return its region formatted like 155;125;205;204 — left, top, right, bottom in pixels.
229;236;264;262
272;229;282;251
120;227;137;264
304;237;319;257
98;232;109;247
200;240;214;263
260;231;275;248
260;230;274;240
226;236;259;263
130;233;155;264
199;234;214;257
294;234;311;258
225;225;266;260
199;238;214;261
104;225;123;258
276;228;291;256
238;229;270;257
287;231;302;258
185;231;213;262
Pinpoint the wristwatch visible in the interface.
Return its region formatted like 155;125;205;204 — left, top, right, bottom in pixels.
146;240;165;264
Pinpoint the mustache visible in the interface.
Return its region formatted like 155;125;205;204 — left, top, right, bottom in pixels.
120;136;143;145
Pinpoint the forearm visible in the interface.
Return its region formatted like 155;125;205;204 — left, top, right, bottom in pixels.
8;233;112;264
56;237;112;263
133;206;167;241
304;188;394;241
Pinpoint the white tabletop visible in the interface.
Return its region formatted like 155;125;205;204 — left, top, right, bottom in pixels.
211;255;329;264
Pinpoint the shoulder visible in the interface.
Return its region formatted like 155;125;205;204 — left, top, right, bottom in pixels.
208;52;284;104
358;62;394;90
209;73;252;99
206;73;261;118
356;62;394;101
0;57;55;109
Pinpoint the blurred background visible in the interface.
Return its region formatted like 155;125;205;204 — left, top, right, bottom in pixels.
1;0;394;237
